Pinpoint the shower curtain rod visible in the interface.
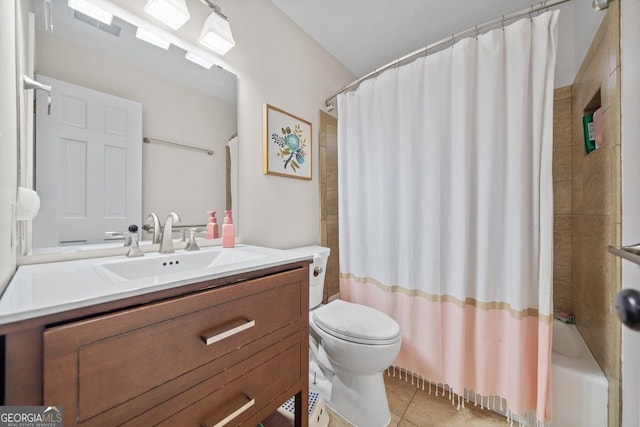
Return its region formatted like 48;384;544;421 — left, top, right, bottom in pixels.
324;0;571;108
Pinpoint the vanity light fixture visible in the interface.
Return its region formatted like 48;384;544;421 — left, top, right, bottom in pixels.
185;51;215;69
198;1;235;55
144;0;191;30
592;0;611;10
135;27;171;50
67;0;113;25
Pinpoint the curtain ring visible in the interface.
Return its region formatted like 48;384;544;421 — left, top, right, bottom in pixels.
474;25;479;40
451;33;455;48
501;15;505;31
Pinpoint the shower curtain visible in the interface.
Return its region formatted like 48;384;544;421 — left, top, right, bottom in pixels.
337;11;558;424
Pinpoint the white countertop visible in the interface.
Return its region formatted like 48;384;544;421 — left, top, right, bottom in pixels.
0;245;309;327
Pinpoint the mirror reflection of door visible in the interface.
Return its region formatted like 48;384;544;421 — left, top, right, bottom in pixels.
33;75;142;248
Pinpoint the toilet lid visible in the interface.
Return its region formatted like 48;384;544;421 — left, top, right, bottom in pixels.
312;300;401;345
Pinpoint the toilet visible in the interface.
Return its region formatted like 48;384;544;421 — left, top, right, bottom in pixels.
290;246;402;427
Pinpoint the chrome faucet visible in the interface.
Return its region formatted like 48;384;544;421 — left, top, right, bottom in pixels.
146;212;161;244
126;225;144;258
159;212;181;254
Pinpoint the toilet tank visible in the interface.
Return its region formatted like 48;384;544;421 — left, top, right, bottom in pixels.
288;246;330;309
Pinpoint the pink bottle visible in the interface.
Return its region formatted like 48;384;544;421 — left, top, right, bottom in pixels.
206;211;218;239
222;210;235;248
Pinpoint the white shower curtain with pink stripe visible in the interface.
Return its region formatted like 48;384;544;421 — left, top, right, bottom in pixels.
337;11;558;424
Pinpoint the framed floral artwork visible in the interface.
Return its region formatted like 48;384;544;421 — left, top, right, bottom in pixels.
263;104;312;180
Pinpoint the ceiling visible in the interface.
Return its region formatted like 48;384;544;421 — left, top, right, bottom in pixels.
35;0;237;103
270;0;560;78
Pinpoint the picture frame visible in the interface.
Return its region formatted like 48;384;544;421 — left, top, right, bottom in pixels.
263;104;312;180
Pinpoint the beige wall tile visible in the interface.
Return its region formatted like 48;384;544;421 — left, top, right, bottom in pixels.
553;146;572;183
571;127;585;212
605;71;621;149
326;143;338;217
554;86;572;100
580;146;612;215
553;214;572;311
320;145;327;220
325;214;340;300
319;111;340;302
553;96;572;149
552;88;573;315
606;3;620;76
554;179;572;215
572;215;613;355
610;144;621;222
320;219;327;247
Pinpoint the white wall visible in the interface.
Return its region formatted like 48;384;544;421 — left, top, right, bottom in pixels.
0;1;18;293
573;0;606;73
553;2;605;89
35;34;236;232
620;0;640;425
0;0;354;284
555;3;576;88
215;0;355;248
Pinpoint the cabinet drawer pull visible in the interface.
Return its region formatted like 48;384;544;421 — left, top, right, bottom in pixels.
203;394;255;427
201;318;256;346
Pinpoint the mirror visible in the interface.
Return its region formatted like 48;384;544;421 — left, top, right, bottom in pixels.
26;0;237;253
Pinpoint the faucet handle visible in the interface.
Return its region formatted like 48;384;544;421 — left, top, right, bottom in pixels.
126;225;144;258
184;229;200;252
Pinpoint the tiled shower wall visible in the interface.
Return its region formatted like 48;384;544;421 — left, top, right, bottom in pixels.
554;4;621;426
319;111;339;302
553;86;573;311
571;3;621;425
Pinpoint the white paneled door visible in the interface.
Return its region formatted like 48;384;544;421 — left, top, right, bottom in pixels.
33;75;142;248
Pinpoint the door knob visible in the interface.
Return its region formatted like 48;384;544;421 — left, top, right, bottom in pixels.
615;288;640;331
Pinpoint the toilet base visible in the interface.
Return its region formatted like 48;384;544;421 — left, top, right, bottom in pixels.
327;371;391;427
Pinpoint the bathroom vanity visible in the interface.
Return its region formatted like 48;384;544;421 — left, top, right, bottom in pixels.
0;246;310;426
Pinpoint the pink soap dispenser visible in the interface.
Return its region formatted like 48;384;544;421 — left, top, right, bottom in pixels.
206;211;218;239
222;210;235;248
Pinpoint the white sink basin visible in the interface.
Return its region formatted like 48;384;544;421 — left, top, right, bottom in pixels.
95;247;266;282
1;244;311;327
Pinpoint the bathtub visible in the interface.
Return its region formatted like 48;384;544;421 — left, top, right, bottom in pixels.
551;319;608;427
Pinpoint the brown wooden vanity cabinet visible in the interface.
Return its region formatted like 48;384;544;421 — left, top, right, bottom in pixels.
2;262;310;427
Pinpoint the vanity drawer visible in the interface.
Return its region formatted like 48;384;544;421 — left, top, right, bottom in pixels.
124;331;304;426
43;267;308;425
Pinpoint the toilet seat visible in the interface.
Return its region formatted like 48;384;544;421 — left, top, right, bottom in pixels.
312;300;401;345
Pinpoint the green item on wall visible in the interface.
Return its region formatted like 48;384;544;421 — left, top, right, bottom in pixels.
583;113;596;154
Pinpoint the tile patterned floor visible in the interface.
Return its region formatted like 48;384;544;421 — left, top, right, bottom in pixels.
326;374;507;427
